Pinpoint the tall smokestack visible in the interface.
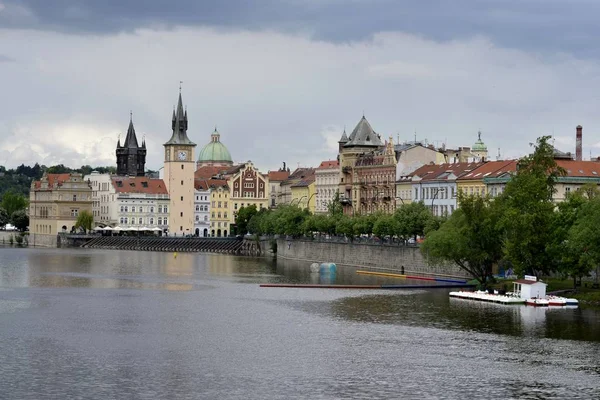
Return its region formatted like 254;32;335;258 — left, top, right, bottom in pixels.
576;125;583;161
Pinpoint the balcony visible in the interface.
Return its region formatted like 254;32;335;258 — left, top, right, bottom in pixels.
342;166;352;174
340;196;352;205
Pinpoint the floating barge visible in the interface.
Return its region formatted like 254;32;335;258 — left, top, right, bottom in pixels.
449;290;525;304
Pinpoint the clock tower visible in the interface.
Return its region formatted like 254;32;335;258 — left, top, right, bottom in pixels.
164;89;196;236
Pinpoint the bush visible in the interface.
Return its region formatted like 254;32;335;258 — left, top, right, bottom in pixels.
15;235;23;246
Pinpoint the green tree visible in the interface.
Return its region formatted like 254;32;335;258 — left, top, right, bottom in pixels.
421;194;503;287
10;209;29;232
235;205;258;235
327;192;344;217
0;207;8;228
499;136;564;277
335;214;354;239
394;201;432;240
567;197;600;285
74;210;94;233
373;214;398;239
0;190;29;216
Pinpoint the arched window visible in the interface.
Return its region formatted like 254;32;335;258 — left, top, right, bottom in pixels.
150;217;154;225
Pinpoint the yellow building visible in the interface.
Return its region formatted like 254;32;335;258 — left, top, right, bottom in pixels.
208;180;230;237
291;175;316;213
163;90;196;236
395;178;413;206
457;160;515;198
29;173;93;247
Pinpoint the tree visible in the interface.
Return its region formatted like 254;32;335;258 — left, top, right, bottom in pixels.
394;202;432;240
74;210;93;233
421;194;503;287
327;191;344;217
335;215;354;239
10;209;29;232
499;136;564;277
235;205;258;235
373;214;398;239
567;197;600;285
0;207;8;228
0;190;29;217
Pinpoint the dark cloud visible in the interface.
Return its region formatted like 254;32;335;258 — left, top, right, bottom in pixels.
3;0;600;57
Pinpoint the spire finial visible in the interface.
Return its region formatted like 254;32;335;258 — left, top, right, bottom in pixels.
130;110;132;122
214;125;217;132
478;130;482;141
179;81;183;93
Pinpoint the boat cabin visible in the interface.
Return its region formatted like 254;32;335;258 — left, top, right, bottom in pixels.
513;275;547;299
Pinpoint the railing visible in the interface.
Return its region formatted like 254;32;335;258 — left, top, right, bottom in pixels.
279;234;419;247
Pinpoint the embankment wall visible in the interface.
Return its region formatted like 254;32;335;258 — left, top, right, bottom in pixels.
276;238;469;279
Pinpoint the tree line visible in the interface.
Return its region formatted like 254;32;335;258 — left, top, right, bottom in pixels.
236;136;600;288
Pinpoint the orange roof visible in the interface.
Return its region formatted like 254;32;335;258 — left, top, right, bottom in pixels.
460;160;516;181
317;160;339;169
111;177;168;194
268;170;290;181
195;180;209;191
410;162;483;182
485;160;517;178
556;160;600;177
195;166;227;180
33;173;72;189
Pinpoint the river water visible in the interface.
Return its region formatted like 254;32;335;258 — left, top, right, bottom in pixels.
0;248;599;399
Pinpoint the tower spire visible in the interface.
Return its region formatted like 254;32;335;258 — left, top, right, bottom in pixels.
164;86;195;146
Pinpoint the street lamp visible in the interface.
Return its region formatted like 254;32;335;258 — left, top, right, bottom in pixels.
431;187;446;216
306;193;317;210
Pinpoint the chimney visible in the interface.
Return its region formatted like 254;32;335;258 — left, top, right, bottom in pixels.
576;125;583;161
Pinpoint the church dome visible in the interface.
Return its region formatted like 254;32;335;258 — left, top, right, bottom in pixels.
197;128;233;165
472;131;487;152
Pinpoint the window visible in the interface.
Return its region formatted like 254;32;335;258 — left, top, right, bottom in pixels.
181;165;184;170
73;195;77;201
124;217;128;224
224;212;228;218
212;201;215;207
158;217;162;225
181;180;184;185
132;206;136;213
138;217;142;224
150;217;154;225
204;216;208;221
180;196;183;201
71;209;79;217
120;217;124;224
212;212;215;218
234;203;238;210
164;206;168;213
158;206;163;213
164;218;168;225
180;212;183;217
218;212;221;218
196;215;199;221
218;201;222;208
234;191;238;197
150;206;154;213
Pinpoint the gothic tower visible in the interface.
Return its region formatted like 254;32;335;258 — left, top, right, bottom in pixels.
163;88;196;236
116;115;146;176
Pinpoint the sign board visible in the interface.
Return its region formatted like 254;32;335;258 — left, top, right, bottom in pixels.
524;275;537;282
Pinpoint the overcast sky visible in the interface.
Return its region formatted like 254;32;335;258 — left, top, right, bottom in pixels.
2;0;600;172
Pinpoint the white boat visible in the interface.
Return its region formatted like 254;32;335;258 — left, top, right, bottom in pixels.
449;290;525;304
526;297;549;306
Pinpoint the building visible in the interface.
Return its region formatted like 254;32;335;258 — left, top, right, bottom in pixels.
411;162;483;216
29;173;93;246
338;116;397;215
553;160;600;202
280;167;315;205
457;160;516;198
290;170;316;212
314;160;339;214
163;89;196;236
194;181;211;237
208;179;230;237
471;132;488;161
229;161;269;231
267;162;290;208
196;128;234;169
482;161;517;198
86;172;116;226
111;176;170;230
116;116;146;176
395;142;445;177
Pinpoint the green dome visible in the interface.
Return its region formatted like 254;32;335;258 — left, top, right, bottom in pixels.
472;131;487;152
197;129;233;163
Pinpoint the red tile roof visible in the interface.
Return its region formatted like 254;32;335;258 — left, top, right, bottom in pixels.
556;160;600;177
459;160;516;181
485;160;517;178
411;162;484;182
514;279;541;285
195;166;227;180
268;170;290;181
33;173;73;189
111;177;168;194
317;160;339;169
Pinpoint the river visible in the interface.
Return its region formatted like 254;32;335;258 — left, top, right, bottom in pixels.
0;248;599;399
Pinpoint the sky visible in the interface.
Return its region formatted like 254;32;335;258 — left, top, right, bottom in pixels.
2;0;600;172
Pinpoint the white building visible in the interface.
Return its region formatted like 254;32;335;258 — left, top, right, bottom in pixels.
194;182;211;237
85;172;171;232
315;160;339;214
411;162;482;216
